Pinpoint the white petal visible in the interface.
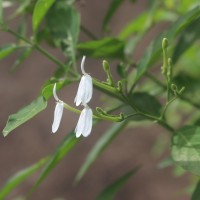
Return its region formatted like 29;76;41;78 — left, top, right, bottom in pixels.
52;102;64;133
82;108;93;137
83;75;93;104
53;83;59;101
74;75;93;106
75;108;86;137
75;107;93;138
81;56;86;75
74;75;87;106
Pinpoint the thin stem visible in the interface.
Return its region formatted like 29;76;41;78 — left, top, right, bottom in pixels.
4;27;66;69
63;103;81;115
64;102;124;122
139;112;174;132
146;72;200;109
160;96;177;120
93;78;123;101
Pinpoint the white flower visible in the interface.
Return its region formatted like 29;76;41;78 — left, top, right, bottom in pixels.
74;56;93;106
75;106;93;138
52;83;64;133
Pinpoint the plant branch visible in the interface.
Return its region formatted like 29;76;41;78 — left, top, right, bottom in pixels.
3;27;65;68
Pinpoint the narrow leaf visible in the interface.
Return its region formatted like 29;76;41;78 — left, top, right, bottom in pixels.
128;92;162;116
3;96;47;136
135;6;200;83
96;167;139;200
0;44;18;60
119;12;148;39
171;126;200;176
11;48;33;71
75;121;127;182
103;0;123;31
31;132;79;193
77;38;125;59
192;180;200;200
0;157;48;199
173;17;200;63
32;0;55;32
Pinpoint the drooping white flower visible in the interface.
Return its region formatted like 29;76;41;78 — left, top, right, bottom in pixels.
75;105;93;138
74;56;93;106
52;83;64;133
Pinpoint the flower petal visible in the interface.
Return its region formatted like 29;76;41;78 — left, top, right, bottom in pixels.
52;102;64;133
75;108;86;137
74;75;93;106
81;55;86;75
75;107;93;138
83;75;93;104
82;107;93;137
74;75;86;106
53;83;59;102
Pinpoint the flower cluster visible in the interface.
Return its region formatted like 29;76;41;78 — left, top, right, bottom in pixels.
52;56;93;138
74;56;93;137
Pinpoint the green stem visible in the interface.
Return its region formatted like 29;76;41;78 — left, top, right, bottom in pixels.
139;112;174;132
160;96;177;120
63;103;81;115
5;28;65;68
93;78;123;101
146;72;200;109
64;102;124;122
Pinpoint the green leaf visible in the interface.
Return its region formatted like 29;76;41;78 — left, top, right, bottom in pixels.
42;83;58;101
128;92;162;117
31;132;79;193
192;180;200;200
172;17;200;63
3;96;47;136
32;0;55;32
45;1;80;64
0;157;48;199
12;0;31;17
46;1;80;45
75;121;127;183
0;44;18;60
77;38;125;59
95;167;139;200
119;12;148;39
171;126;200;176
174;73;200;96
41;80;70;101
103;0;124;31
11;48;33;71
135;6;200;83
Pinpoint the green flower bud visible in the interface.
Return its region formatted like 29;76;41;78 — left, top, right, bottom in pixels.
117;81;123;93
103;60;109;72
171;84;177;92
162;38;168;49
96;107;107;115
